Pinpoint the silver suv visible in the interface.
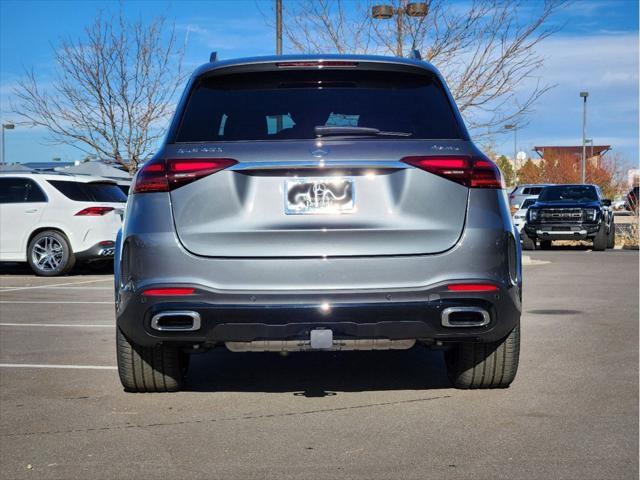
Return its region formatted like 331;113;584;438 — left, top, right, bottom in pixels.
115;55;522;392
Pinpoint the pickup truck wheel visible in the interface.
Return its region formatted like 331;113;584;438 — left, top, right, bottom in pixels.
521;231;536;250
116;328;186;392
593;223;608;251
444;323;520;389
27;230;75;277
607;220;616;248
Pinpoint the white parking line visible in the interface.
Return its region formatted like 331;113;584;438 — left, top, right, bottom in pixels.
0;363;117;370
0;301;112;304
0;323;113;328
0;278;111;292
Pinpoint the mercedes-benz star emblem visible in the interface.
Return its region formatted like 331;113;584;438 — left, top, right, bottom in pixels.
310;148;330;158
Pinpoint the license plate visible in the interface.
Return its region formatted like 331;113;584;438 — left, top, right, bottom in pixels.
285;177;355;215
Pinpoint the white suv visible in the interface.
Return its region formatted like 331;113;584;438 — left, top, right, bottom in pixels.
0;171;126;276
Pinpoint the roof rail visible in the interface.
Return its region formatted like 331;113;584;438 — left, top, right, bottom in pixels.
409;49;422;60
209;51;218;63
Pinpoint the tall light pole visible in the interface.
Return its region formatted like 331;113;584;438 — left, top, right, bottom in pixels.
580;91;589;183
371;2;429;57
276;0;282;55
1;123;15;165
504;124;517;166
275;0;283;132
585;138;594;163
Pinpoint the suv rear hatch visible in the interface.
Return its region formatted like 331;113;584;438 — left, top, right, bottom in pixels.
160;64;477;258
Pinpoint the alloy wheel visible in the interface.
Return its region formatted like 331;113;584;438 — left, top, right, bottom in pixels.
32;236;64;272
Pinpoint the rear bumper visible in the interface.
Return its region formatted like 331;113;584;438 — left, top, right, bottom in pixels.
116;282;520;347
524;222;600;241
75;241;115;262
115;188;521;347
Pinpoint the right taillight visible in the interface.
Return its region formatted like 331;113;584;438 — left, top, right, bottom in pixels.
132;158;237;193
400;155;504;189
75;206;114;216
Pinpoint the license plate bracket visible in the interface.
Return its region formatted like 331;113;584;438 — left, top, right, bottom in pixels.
285;177;355;215
310;329;333;349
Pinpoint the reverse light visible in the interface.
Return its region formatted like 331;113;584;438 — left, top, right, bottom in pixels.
75;206;114;216
400;156;504;189
142;288;195;297
447;284;499;292
132;158;237;193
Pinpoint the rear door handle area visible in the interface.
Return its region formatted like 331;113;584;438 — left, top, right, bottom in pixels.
24;209;39;213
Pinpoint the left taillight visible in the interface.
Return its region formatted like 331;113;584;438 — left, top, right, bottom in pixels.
75;206;114;216
400;155;504;189
132;158;237;193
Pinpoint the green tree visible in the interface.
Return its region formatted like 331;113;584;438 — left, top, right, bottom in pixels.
496;155;515;187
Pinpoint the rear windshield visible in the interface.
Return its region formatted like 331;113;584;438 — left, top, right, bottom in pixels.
48;180;127;203
538;185;598;202
522;187;544;195
175;70;462;142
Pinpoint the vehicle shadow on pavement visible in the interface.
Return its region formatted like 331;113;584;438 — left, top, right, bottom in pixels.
184;346;451;395
0;262;113;276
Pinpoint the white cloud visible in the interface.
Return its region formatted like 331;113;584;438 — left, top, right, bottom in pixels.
535;33;639;88
492;32;639;163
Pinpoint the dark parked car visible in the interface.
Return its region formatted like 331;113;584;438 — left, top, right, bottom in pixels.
626;186;639;213
522;184;614;250
114;54;521;392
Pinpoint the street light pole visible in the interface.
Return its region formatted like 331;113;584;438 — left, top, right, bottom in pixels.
395;5;404;57
371;2;428;57
275;0;283;133
276;0;282;55
504;124;517;167
580;91;589;184
1;123;16;165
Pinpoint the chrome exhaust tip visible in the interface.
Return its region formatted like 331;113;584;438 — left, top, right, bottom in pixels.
150;311;201;331
441;307;490;328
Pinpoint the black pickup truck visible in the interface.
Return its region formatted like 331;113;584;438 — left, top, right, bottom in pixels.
522;184;614;251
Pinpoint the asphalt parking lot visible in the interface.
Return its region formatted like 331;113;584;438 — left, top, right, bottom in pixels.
0;249;638;479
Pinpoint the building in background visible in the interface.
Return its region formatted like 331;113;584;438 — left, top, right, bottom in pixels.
533;145;611;168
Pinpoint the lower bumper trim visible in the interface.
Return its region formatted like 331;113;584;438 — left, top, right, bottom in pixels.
75;242;115;261
225;338;416;352
536;230;587;236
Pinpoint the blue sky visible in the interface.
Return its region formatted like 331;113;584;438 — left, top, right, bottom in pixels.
0;0;638;167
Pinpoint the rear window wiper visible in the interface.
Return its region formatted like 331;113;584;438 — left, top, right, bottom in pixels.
314;126;412;138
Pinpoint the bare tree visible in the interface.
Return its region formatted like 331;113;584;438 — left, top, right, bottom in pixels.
276;0;566;136
12;11;185;172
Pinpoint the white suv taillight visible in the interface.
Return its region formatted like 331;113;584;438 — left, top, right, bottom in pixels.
132;158;237;193
400;155;504;189
75;207;114;216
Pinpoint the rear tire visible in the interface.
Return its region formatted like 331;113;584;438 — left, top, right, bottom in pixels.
116;328;186;392
593;222;607;251
607;220;616;249
521;231;536;250
27;230;75;277
444;323;520;389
